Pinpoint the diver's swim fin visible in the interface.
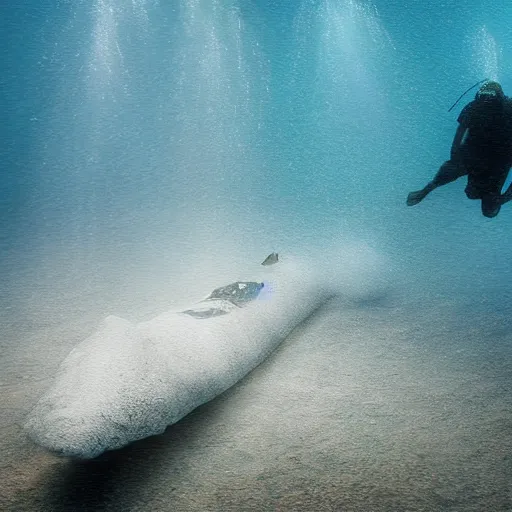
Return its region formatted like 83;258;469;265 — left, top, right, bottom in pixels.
406;189;428;206
407;182;437;206
407;182;436;206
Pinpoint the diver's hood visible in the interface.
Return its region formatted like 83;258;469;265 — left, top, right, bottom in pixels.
475;80;505;101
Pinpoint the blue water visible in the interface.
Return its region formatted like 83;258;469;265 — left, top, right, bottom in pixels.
2;1;512;510
3;2;512;279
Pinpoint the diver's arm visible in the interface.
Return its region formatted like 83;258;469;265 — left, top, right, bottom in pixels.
450;123;467;159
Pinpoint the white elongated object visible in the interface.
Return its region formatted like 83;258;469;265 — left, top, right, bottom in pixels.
25;248;385;459
25;259;327;458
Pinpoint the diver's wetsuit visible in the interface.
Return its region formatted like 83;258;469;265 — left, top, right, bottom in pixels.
431;97;512;217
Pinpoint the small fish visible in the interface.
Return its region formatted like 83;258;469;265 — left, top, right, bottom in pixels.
261;252;278;266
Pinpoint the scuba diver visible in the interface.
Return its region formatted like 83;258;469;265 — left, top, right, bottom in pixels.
407;80;512;218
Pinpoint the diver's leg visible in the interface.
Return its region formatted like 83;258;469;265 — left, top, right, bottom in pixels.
406;160;466;206
478;166;510;217
481;194;501;218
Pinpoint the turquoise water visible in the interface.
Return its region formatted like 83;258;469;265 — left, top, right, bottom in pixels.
2;1;512;510
3;1;512;282
3;2;512;297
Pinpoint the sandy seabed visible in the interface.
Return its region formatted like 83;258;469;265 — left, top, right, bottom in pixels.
1;286;512;512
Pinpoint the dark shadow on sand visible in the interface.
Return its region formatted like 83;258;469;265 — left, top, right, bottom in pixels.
33;399;229;511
